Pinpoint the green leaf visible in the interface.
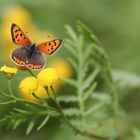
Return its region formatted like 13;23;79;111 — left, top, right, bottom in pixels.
113;70;140;88
65;43;78;57
67;57;77;72
65;25;77;42
83;82;97;101
26;120;36;135
58;95;78;102
63;108;80;116
83;68;99;90
13;108;30;114
13;119;22;130
0;100;16;105
91;92;111;102
37;115;50;131
59;77;77;87
70;119;81;127
84;102;105;116
77;35;84;48
77;20;101;46
83;44;93;61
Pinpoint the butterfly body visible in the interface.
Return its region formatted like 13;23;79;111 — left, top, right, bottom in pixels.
27;43;36;59
10;23;62;70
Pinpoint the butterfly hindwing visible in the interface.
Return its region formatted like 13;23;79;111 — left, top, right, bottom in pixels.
26;51;46;70
11;46;46;70
11;23;31;46
11;46;28;66
36;39;62;55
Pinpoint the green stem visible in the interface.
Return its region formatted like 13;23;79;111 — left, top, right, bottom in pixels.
0;90;11;97
50;86;57;100
13;96;46;108
0;100;16;105
45;87;111;140
54;99;110;140
32;92;43;100
77;41;85;127
8;79;13;96
32;92;48;101
28;69;36;77
0;90;45;108
45;86;51;97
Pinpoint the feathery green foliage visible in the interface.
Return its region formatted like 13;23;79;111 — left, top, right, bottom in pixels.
60;21;120;138
0;21;140;139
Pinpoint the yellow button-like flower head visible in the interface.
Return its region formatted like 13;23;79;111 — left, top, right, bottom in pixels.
37;68;58;86
19;77;38;94
0;65;17;78
20;85;47;101
51;59;72;90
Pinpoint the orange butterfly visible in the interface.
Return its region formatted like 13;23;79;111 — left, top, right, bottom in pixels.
10;23;62;70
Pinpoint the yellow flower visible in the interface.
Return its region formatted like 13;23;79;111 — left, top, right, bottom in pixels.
50;59;72;90
19;77;38;94
37;68;58;86
20;85;47;101
0;65;17;78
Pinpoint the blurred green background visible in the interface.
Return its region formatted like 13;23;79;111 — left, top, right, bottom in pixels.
0;0;140;74
0;0;140;140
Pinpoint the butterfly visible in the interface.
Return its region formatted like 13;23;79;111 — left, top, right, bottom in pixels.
10;23;62;70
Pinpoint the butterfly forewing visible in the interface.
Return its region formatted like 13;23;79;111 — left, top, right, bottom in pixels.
11;23;31;47
36;39;62;55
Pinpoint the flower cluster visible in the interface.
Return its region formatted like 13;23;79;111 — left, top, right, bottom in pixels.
19;68;58;101
0;65;17;78
37;68;58;86
0;6;72;101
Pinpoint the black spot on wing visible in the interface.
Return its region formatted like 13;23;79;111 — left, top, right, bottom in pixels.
54;41;56;46
15;30;19;33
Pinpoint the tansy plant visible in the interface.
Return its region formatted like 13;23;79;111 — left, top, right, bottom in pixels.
0;21;122;140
